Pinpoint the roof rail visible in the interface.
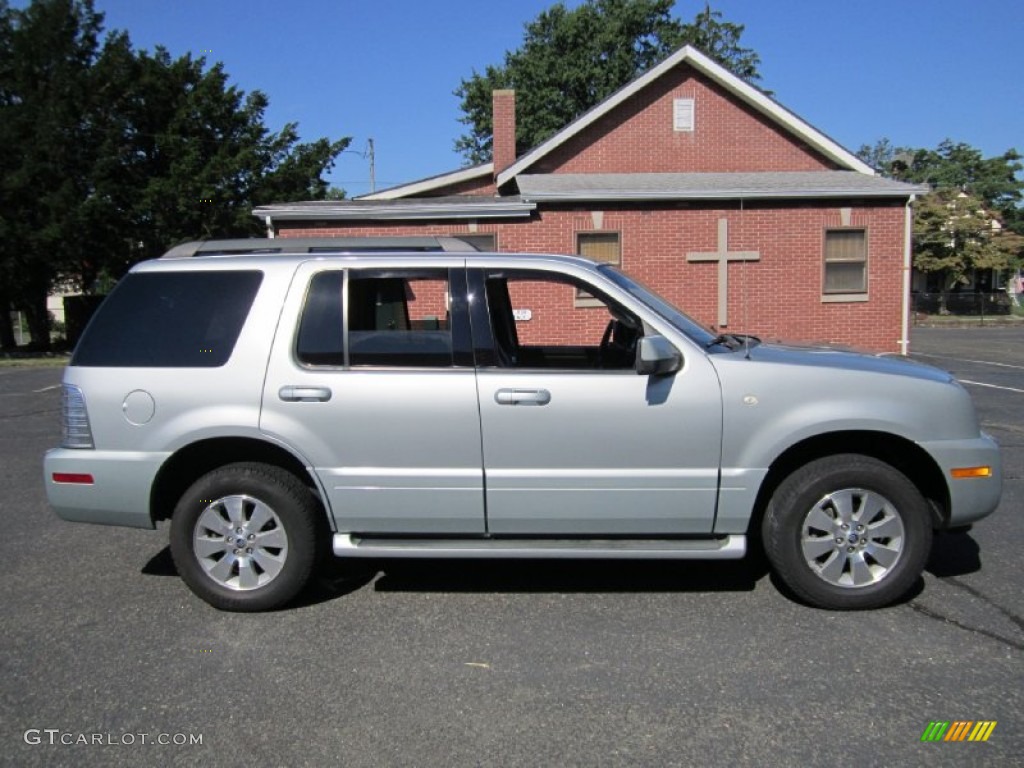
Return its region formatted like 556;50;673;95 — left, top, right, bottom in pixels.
160;236;481;259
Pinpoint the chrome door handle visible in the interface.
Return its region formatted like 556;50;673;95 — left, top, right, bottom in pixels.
279;385;332;402
494;388;551;406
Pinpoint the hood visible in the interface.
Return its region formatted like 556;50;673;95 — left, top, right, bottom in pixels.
717;341;954;384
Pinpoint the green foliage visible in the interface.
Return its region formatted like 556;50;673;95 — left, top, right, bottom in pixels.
679;2;762;83
859;137;1024;288
454;1;763;164
858;138;1023;233
0;0;349;348
913;189;1023;291
0;0;103;347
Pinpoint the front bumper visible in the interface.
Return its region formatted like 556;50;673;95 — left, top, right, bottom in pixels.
44;448;169;530
920;432;1003;527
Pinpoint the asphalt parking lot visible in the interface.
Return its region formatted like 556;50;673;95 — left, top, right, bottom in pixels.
1;326;1021;767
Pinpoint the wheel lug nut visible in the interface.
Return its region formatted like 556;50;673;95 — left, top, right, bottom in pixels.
245;548;252;554
835;537;844;544
248;534;255;540
233;548;241;555
847;546;855;553
841;524;849;530
235;528;243;534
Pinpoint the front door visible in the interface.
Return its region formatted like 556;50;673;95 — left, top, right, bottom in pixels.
261;261;485;534
469;265;723;535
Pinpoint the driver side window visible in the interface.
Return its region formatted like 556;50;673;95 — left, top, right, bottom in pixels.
483;271;641;370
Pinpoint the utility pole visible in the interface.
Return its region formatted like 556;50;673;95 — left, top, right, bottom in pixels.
367;138;375;194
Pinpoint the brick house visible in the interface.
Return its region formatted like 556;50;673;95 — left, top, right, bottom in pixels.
253;46;926;353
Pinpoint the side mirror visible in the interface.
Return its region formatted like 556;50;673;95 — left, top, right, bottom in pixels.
636;335;682;376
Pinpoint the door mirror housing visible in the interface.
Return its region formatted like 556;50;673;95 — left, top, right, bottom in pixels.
636;335;682;376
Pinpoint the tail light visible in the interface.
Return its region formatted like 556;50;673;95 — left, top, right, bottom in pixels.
61;384;95;449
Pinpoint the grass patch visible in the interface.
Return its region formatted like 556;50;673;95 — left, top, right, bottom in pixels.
0;352;71;368
913;314;1024;327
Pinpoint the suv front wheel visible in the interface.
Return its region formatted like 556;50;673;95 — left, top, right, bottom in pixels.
762;454;933;610
170;463;320;611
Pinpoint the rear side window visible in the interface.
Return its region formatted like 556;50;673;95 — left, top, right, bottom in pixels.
348;272;452;367
71;271;263;367
295;269;454;367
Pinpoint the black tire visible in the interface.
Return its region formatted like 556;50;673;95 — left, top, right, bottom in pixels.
762;454;932;610
170;462;320;612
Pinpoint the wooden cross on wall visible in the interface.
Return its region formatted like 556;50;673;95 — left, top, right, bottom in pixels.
686;218;760;327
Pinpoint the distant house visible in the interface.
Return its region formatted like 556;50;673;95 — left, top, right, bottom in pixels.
254;46;926;353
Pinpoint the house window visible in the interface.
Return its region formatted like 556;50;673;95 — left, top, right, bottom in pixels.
576;232;621;301
673;98;695;132
577;232;620;265
823;229;867;294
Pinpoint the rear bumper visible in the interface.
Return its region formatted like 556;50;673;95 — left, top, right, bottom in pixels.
920;433;1003;527
44;448;169;529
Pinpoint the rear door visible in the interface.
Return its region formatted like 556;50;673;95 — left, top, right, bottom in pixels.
469;264;723;535
260;260;485;534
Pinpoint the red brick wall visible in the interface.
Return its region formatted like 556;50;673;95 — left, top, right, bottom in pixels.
538;64;839;174
277;200;908;353
507;279;611;346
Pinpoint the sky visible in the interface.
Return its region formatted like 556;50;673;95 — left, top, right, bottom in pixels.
26;0;1024;197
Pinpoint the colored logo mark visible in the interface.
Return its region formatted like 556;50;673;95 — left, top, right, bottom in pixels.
921;721;997;742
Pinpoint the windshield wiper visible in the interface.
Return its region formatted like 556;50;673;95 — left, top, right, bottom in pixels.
705;333;761;351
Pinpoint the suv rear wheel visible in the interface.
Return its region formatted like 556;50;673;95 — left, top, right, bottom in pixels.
762;454;933;610
170;463;320;611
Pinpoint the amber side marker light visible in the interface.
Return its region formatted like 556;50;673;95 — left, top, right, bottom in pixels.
52;473;94;485
950;467;992;479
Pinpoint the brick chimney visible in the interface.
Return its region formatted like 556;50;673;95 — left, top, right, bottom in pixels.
492;89;516;179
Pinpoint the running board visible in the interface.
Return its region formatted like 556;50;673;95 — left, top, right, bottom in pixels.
333;534;746;560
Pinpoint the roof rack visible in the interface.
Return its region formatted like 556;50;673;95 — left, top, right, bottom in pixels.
160;236;481;259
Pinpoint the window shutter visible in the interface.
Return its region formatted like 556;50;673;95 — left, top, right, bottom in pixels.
577;232;620;265
673;98;694;132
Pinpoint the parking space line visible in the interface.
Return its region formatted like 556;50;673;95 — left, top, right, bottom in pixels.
960;380;1024;394
911;352;1024;371
32;385;61;393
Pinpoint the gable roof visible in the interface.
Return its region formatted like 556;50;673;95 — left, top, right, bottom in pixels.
358;162;493;201
497;45;874;187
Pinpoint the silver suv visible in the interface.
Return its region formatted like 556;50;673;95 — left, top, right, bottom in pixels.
44;237;1002;611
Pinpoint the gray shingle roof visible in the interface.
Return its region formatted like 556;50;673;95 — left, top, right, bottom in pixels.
253;195;534;221
516;172;928;201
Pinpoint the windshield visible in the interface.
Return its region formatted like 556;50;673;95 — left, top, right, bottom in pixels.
598;265;717;346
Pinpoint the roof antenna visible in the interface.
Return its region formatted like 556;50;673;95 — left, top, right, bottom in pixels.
740;197;752;359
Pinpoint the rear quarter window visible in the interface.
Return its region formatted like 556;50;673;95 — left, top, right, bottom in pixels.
71;271;263;367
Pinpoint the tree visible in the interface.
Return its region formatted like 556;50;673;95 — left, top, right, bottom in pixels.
454;0;764;164
858;138;1023;232
0;0;103;348
913;189;1023;312
859;137;1024;301
82;37;349;278
0;0;348;349
679;2;762;84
